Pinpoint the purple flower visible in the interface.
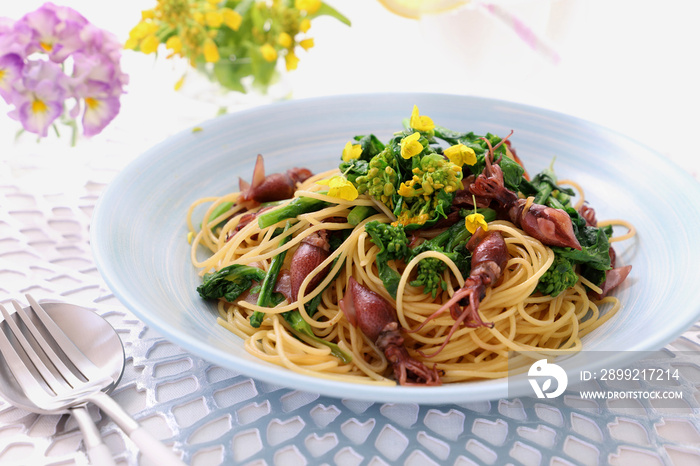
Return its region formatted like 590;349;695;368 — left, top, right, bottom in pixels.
22;2;87;63
0;53;23;102
8;60;67;137
0;2;128;140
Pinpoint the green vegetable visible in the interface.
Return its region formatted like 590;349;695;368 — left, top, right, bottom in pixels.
434;128;524;192
409;219;473;298
554;208;611;271
250;223;292;328
257;196;328;229
547;208;612;291
355;146;400;208
351;134;386;162
197;264;266;302
520;162;575;209
535;255;579;297
347;205;377;226
339;158;369;185
282;311;352;364
394;153;463;229
200;201;233;229
364;221;410;298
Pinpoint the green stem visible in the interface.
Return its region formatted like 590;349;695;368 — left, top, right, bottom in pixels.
249;222;292;327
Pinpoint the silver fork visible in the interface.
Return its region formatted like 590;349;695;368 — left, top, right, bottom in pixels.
0;296;186;465
0;300;116;465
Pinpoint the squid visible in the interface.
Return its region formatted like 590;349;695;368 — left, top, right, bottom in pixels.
238;154;313;205
340;277;441;386
469;136;582;251
409;228;510;357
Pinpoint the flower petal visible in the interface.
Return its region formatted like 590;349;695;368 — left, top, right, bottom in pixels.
465;213;488;234
18;98;62;136
400;132;423;159
82;96;120;136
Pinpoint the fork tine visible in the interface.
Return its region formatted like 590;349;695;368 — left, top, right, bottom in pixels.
25;295;101;380
0;302;75;394
9;300;84;389
0;308;57;402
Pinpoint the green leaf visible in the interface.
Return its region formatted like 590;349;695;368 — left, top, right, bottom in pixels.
311;3;352;26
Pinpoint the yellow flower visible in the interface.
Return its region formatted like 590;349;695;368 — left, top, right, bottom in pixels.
129;21;158;40
166;36;183;54
285;51;299;71
409;105;435;132
317;176;359;201
205;10;224;28
124;37;138;50
222;8;242;30
341;141;362;161
141;9;156;20
465;213;488;234
193;11;205;25
260;43;277;62
278;32;293;48
203;38;220;62
444;143;476;166
299;18;311;33
400;132;423;159
140;35;160;54
299;38;314;51
295;0;322;14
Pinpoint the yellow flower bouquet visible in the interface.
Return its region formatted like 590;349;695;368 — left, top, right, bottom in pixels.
126;0;349;94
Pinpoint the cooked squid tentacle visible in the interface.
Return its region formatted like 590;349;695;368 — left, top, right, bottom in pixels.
409;229;509;357
469;138;582;251
340;277;441;386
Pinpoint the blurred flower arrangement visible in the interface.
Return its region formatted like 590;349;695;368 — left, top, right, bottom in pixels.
125;0;350;94
0;3;128;143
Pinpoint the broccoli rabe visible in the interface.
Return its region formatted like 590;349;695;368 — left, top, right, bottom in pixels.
520;162;576;209
395;153;463;228
364;221;410;298
434;128;525;192
409;219;472;298
257;196;328;229
355;147;400;208
535;255;579;297
197;264;266;302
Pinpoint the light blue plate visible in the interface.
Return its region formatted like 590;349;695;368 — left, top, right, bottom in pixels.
91;93;700;404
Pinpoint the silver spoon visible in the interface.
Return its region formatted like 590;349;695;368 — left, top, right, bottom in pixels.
0;301;184;465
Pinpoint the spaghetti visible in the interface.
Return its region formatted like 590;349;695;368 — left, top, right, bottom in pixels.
188;107;634;386
188;172;629;385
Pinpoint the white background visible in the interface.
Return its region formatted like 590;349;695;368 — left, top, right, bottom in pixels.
1;0;698;180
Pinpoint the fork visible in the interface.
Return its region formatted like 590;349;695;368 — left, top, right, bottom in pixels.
0;296;186;465
0;300;116;465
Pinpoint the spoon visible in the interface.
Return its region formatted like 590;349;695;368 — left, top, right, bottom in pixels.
0;301;184;465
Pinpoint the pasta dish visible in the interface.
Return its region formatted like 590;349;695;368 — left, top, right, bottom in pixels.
187;106;634;386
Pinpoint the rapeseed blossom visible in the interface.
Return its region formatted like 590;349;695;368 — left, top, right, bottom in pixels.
444;143;477;167
317;175;358;201
0;3;128;140
126;0;349;93
400;132;423;159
